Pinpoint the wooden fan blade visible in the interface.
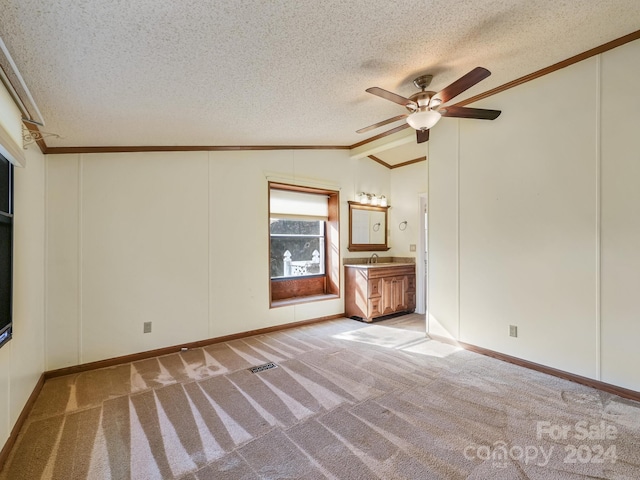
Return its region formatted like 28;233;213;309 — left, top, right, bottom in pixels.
416;129;429;143
366;87;417;108
433;67;491;104
439;105;501;120
356;114;408;134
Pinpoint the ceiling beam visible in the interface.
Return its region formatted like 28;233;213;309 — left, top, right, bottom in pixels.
349;128;414;160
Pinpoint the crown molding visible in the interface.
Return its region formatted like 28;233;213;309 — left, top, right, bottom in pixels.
390;156;426;169
456;28;640;108
45;145;350;154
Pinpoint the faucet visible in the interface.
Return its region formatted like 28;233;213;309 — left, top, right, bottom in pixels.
369;253;379;264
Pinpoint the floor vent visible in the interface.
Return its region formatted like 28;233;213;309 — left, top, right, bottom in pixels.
249;362;278;374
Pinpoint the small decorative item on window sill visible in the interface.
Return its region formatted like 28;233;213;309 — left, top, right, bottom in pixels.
399;221;408;231
358;192;388;207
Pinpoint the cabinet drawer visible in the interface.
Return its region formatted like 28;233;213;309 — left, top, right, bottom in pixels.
368;278;381;298
367;265;415;279
368;298;382;317
369;266;416;278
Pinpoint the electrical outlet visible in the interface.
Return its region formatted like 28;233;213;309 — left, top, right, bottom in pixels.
409;244;416;252
509;325;518;337
143;321;152;333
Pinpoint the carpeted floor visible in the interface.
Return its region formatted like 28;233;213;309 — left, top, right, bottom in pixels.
2;314;639;479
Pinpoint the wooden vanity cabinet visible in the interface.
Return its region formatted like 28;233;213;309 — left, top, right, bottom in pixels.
345;264;416;322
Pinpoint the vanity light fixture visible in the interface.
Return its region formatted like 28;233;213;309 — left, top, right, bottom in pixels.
357;192;389;207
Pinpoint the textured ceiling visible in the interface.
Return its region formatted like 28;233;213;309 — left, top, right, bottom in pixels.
1;0;639;151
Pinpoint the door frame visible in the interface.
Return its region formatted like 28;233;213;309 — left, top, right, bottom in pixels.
416;193;428;315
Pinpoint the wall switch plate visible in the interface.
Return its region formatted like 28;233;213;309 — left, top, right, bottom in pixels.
509;325;518;337
143;321;152;333
409;244;416;252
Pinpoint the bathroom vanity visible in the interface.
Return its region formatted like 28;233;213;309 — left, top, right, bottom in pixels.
344;263;416;322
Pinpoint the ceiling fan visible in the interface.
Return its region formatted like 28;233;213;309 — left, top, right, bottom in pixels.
357;67;501;143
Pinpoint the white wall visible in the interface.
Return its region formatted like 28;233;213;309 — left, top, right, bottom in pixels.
389;160;428;257
427;121;460;340
600;41;640;390
0;142;46;447
9;147;45;427
45;149;396;369
428;39;640;391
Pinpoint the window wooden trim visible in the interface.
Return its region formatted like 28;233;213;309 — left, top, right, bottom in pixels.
269;182;340;307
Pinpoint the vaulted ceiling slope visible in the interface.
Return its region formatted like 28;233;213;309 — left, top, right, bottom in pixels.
1;1;640;149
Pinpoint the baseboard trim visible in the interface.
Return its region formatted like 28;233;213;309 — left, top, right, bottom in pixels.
45;314;344;379
429;334;640;402
0;373;45;471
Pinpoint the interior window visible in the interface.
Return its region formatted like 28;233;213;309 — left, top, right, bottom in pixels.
269;183;339;306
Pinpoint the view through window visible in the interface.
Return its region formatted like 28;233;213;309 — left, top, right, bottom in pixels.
270;219;325;278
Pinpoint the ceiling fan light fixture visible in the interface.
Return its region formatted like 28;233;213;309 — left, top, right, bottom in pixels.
406;109;441;131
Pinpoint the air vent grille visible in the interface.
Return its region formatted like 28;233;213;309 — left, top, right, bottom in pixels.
249;362;278;374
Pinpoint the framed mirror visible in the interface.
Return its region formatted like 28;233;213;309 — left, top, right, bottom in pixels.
348;201;390;251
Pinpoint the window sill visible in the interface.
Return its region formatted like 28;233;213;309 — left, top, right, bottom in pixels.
270;293;339;309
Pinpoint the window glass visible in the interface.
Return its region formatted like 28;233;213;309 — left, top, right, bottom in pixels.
270;219;325;278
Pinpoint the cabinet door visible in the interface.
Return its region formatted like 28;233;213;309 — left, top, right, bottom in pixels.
393;276;408;312
381;276;408;314
381;277;396;315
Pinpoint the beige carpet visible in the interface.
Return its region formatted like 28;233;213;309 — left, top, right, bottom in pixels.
2;314;639;479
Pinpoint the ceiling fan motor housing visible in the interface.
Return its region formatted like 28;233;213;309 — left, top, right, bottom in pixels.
407;91;437;111
413;74;433;90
